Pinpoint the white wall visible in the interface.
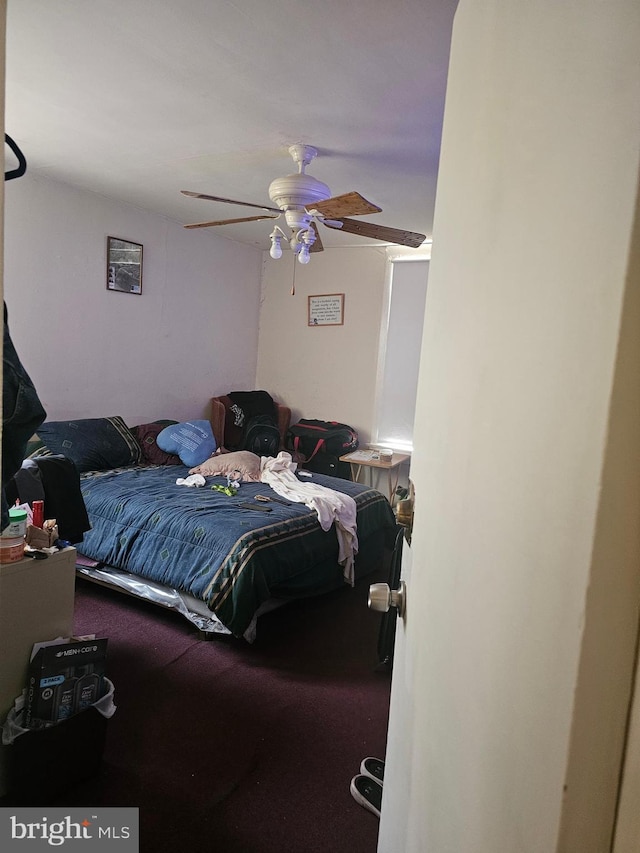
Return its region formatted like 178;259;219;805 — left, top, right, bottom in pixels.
3;174;263;425
378;1;640;850
4;173;429;446
256;246;389;445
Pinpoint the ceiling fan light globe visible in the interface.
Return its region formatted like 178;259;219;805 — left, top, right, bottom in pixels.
298;245;311;264
269;238;283;260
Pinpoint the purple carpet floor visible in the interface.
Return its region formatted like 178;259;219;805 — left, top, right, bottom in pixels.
48;558;392;853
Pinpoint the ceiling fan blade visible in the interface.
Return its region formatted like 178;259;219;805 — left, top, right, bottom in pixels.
324;217;426;248
310;191;382;218
184;214;280;230
309;222;323;253
181;190;281;214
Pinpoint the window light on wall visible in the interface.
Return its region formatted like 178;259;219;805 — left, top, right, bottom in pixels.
373;245;431;453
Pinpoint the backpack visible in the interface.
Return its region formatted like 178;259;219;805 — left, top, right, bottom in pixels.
285;419;359;463
241;415;280;457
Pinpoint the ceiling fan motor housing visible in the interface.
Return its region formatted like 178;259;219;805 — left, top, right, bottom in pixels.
268;173;331;212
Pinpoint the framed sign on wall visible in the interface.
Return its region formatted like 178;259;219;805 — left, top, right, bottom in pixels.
107;236;143;294
308;293;345;326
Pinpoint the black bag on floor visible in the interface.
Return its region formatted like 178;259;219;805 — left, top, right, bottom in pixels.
286;419;358;479
286;419;358;459
302;453;351;480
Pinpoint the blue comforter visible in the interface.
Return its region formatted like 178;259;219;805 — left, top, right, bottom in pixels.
79;464;396;636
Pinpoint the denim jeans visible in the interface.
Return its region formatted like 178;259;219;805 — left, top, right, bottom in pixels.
2;304;46;530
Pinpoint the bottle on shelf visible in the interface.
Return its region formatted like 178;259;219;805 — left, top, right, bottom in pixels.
32;500;44;529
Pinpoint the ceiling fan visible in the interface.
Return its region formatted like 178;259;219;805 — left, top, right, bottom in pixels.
181;144;426;264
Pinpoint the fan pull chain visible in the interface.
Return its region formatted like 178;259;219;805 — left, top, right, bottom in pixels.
290;252;297;296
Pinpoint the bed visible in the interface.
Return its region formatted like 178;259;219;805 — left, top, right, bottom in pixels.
29;413;397;641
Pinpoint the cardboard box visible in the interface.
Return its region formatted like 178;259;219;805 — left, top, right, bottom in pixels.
23;638;108;729
25;522;59;549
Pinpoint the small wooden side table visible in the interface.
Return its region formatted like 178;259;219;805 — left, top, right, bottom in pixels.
339;451;411;503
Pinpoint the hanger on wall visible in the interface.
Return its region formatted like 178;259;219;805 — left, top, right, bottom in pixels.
5;134;27;181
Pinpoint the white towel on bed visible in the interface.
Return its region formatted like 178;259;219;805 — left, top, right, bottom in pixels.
176;474;206;488
260;452;359;585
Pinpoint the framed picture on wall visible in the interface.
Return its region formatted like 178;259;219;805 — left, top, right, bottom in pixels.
308;293;344;326
107;236;143;294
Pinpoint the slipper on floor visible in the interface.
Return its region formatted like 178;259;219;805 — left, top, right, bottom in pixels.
360;756;384;784
350;774;383;818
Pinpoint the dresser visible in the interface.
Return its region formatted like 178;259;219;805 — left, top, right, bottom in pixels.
0;547;76;796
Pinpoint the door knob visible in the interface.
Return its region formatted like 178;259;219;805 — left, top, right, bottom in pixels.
368;581;406;617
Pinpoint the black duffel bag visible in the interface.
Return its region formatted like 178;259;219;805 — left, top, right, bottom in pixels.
286;419;359;480
301;452;352;480
286;419;358;462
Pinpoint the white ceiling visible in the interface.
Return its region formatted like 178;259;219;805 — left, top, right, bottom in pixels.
5;0;458;252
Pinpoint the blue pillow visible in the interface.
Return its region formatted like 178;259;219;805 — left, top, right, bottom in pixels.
156;420;216;467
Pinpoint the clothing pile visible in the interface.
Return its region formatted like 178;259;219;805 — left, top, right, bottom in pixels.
260;451;358;584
